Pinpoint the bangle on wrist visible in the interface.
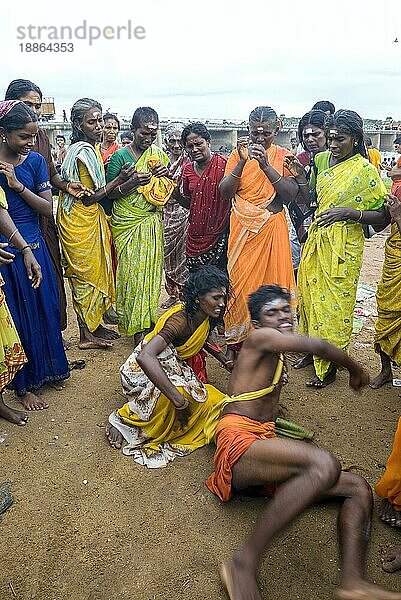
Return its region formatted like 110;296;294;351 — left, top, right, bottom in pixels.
103;185;108;198
270;175;282;185
21;245;31;255
297;182;309;186
356;210;363;222
8;228;18;243
117;185;123;195
17;184;25;194
66;182;72;194
230;172;241;179
225;360;234;368
175;399;189;410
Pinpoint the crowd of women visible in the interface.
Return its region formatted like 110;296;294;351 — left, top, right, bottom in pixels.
1;79;401;572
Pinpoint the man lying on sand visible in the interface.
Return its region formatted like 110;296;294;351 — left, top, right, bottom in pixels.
206;285;401;600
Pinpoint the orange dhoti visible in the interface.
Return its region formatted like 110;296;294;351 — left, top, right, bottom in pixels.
375;417;401;511
206;414;276;501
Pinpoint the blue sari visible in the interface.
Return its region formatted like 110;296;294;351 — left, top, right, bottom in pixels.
0;151;69;396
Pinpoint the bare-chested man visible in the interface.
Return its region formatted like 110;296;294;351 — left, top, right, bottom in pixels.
207;285;401;600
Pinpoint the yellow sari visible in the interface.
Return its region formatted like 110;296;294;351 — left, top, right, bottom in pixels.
298;152;386;380
374;222;401;364
0;188;27;388
57;144;115;332
108;304;224;467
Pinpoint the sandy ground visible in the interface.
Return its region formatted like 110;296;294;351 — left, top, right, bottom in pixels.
1;233;401;600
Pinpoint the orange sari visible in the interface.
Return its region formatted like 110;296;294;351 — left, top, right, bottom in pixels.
375;417;401;510
224;146;296;344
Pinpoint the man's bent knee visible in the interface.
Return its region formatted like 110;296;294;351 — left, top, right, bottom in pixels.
310;451;341;490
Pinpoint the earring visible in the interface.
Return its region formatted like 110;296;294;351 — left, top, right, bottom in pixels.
354;141;358;146
1;136;6;142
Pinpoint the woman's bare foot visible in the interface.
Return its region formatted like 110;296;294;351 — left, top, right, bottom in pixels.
161;297;177;310
370;369;393;389
0;401;29;425
78;328;113;350
336;579;401;599
382;545;401;573
220;557;261;600
379;499;401;528
292;353;313;369
306;366;337;388
106;423;124;449
19;392;49;411
93;325;120;340
103;306;119;326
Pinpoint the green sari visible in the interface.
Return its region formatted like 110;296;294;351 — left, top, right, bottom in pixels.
107;145;169;336
298;151;386;380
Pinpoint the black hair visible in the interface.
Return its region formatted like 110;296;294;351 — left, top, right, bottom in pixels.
103;112;120;130
248;106;278;125
56;134;66;142
297;109;327;150
5;79;43;101
70;97;102;144
131;107;158;129
121;130;133;141
183;266;230;326
311;100;335;114
181;122;211;146
394;135;401;145
327;109;367;158
248;285;290;321
0;103;37;132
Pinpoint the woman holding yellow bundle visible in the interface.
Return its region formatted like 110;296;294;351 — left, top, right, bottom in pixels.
106;266;231;468
297;110;387;387
107;107;175;344
57;98;135;349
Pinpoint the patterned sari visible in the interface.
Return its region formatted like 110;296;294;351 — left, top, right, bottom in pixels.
0;189;27;389
108;304;224;467
107;145;173;336
298;151;386;380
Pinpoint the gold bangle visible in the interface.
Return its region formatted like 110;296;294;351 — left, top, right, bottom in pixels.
230;172;241;179
8;228;18;243
271;175;282;185
66;182;71;194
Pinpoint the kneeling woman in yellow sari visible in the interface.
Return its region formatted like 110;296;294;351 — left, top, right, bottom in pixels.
297;110;387;387
106;266;231;468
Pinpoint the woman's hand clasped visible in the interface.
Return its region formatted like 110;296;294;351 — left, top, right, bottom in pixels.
315;207;354;227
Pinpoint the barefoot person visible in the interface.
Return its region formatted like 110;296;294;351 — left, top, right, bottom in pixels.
0;101;69;409
106;266;232;468
0;187;42;424
162;121;189;309
106;107;175;345
297;110;387;387
57;98;134;350
371;190;401;388
219;106;298;362
206;285;401;600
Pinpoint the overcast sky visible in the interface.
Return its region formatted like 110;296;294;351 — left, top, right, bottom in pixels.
1;0;400;121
